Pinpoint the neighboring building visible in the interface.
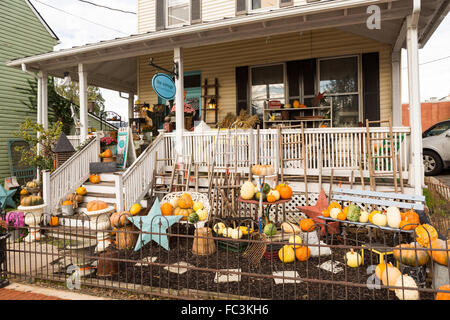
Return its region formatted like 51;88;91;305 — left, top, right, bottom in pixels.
0;0;59;182
402;100;450;132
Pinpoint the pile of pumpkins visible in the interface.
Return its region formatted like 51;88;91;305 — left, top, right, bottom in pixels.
19;180;43;207
278;235;311;263
240;181;293;203
109;202;142;250
160;193;208;224
322;201;421;231
61;186;87;209
213;223;253;240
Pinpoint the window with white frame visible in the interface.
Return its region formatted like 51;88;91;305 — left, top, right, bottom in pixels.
319;56;360;127
167;0;190;27
249;0;278;11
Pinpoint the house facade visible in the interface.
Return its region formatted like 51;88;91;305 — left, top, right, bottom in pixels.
5;0;450;210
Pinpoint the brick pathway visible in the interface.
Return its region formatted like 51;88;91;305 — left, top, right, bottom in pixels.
0;287;65;300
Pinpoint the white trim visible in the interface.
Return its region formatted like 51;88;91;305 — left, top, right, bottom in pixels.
25;0;59;41
248;0;279;13
166;0;191;28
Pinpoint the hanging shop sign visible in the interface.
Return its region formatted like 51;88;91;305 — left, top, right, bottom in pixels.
152;73;176;101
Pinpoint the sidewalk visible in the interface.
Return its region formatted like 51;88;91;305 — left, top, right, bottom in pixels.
0;282;110;300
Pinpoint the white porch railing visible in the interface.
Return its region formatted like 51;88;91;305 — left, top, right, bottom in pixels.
44;136;100;213
67;135;81;149
163;127;411;180
121;134;166;211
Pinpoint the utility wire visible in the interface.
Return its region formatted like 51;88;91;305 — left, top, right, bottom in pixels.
402;55;450;69
77;0;136;15
32;0;129;35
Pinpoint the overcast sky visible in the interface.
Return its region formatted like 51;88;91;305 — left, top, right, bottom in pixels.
29;0;450;121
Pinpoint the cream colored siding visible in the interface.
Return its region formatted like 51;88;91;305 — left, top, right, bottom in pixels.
202;0;235;21
138;0;155;33
138;28;392;123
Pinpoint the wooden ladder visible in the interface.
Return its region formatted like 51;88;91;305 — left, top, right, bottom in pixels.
365;119;403;193
149;152;174;200
277;123;309;205
169;153;194;192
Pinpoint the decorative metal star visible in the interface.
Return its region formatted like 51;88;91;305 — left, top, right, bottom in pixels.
128;198;183;251
296;189;339;235
0;185;17;209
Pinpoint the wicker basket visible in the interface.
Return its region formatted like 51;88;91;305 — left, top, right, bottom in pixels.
161;192;210;228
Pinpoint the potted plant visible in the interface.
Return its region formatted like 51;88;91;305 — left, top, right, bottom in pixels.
5;211;26;242
100;136;117;156
0;218;10;288
170;103;196;130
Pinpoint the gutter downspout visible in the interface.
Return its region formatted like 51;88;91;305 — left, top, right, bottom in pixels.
406;0;423;196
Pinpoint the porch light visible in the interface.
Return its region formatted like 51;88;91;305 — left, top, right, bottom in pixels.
208;98;217;109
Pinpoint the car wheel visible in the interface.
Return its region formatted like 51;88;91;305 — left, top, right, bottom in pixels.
423;150;443;176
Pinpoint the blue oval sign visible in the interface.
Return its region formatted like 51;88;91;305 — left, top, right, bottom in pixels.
152;73;176;100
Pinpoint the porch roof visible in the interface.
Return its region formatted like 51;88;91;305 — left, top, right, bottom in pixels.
6;0;449;94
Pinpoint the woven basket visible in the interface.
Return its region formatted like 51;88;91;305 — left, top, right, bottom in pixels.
161;192;210;228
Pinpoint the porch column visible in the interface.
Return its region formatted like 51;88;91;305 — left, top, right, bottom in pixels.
406;14;424;195
36;72;43;180
391;51;402;126
41;71;48;130
128;92;134;123
174;47;184;156
78;63;89;142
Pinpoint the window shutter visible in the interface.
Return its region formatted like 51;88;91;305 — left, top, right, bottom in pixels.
236;66;249;114
191;0;201;24
362;52;380;125
236;0;247;16
156;0;165;31
280;0;294;8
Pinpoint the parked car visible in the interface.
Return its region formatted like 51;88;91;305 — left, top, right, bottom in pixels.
422;120;450;175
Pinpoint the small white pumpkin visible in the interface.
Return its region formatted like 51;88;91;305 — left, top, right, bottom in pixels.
170;197;179;209
345;249;362;268
196;209;208;221
230;228;243;240
222;227;234;238
359;210;369;223
240;181;256;200
372;213;388;227
386;206;401;228
394;274;419;300
330;207;342;219
268;189;280;201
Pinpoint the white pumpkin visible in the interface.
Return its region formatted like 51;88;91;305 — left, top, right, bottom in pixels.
268;189;280;201
240;181;256;200
359;210;369;223
330;208;342;219
170;197;179;208
372;213;388;227
196;209;208;221
394;275;419;300
230;229;243;240
386;206;401;228
345;249;362;268
222;227;234;238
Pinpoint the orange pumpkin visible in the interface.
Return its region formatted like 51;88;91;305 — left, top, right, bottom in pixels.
295;246;311;261
110;211;131;228
173;207;193;221
299;219;315;232
328;201;342;211
427;239;450;266
415;224;438;248
161;203;174;216
177;193;193;209
89;174;101;184
99;149;113;158
322;209;330;218
276;184;292;199
337;210;347;221
267;194;276;203
436;284;450;300
76;186;87;196
48;216;60;227
62;200;73;206
399;210;420;230
86;200;108;212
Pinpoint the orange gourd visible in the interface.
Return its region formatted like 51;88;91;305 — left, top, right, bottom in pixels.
267;194;276;203
100;149;113;158
161;203;174;216
86;200;108;212
436;284;450;300
76;186;87;196
295;246;311;261
62;200;73;206
415;224;438;248
299;219;315;232
337;210;347;221
89;174;101;184
177;193;193;209
174;207;193;221
110;211;131;228
276;184;292;199
328;201;342;211
48;216;60;227
322;209;330;218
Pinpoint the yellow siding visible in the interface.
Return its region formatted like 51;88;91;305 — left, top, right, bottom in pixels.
138;28;392;123
138;0;155;33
